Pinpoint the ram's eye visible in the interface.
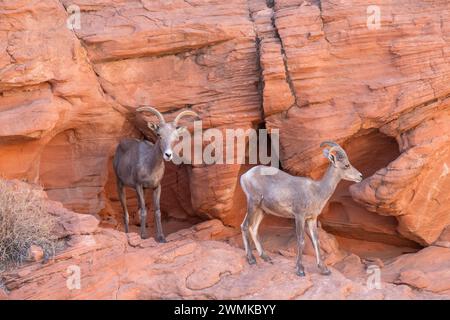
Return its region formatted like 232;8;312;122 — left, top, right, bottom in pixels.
345;164;350;169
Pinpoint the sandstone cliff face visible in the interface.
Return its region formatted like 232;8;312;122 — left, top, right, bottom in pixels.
0;0;126;215
252;0;450;246
1;0;449;252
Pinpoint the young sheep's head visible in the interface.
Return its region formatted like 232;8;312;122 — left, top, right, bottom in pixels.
137;107;198;161
321;141;363;183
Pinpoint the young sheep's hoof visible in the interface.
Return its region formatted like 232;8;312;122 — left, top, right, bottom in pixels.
156;236;167;243
247;255;257;265
319;267;331;276
261;253;273;264
296;269;306;277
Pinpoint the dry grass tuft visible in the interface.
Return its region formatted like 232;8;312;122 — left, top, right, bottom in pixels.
0;179;58;272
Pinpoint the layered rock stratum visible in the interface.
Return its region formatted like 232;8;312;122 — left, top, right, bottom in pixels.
0;0;449;299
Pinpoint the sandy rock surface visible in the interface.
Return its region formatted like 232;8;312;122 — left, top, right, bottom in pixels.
0;193;448;300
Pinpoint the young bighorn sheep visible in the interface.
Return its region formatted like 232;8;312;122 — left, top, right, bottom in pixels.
113;107;198;241
240;141;363;276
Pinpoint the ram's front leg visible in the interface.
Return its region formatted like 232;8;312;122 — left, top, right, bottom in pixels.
136;184;148;239
153;184;166;243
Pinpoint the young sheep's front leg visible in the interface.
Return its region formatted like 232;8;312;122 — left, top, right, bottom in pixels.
307;219;331;275
294;215;306;277
152;184;166;243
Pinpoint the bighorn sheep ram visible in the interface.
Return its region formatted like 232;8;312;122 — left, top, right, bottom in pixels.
240;141;363;276
113;107;198;241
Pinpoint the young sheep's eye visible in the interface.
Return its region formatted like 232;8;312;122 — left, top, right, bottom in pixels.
345;164;350;169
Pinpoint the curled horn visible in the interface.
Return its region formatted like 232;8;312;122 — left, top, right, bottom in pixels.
173;110;199;127
320;141;347;159
320;141;340;149
137;106;166;124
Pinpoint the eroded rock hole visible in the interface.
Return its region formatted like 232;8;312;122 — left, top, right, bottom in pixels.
320;129;423;259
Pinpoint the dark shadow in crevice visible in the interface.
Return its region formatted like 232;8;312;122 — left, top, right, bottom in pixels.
320;129;423;258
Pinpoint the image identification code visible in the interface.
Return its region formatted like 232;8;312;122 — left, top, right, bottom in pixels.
174;304;277;317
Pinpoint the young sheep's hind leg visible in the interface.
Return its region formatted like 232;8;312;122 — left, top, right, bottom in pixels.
241;200;258;265
249;210;272;264
294;215;306;277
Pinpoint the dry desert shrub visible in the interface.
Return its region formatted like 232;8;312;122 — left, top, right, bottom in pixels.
0;179;58;272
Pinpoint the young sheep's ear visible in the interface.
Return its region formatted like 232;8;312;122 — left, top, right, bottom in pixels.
329;153;336;166
323;149;337;166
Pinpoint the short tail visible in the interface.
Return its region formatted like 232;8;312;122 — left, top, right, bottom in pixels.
240;173;248;196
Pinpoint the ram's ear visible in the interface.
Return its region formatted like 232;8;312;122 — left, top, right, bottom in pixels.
176;126;188;135
148;123;159;133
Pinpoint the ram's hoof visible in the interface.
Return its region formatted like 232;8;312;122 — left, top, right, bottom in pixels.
247;255;257;265
296;269;306;277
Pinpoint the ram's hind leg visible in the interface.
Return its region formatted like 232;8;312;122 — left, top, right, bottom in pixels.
241;199;259;265
116;180;129;233
249;210;272;263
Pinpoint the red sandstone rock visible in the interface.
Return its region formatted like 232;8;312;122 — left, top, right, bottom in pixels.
383;246;450;295
0;288;7;300
1;0;263;228
1;0;450;299
258;0;450;246
1;217;445;300
0;183;448;300
0;0;126;216
26;246;44;263
435;226;450;248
